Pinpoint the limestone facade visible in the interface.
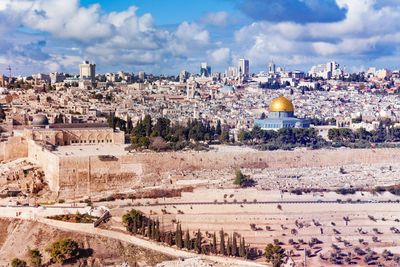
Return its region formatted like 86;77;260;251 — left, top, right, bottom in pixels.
23;124;125;146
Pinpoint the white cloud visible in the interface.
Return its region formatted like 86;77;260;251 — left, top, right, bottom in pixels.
209;48;231;67
200;11;228;27
234;0;400;70
175;22;210;45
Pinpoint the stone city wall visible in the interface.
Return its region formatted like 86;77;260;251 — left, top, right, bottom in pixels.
27;141;59;192
50;148;400;198
0;137;28;162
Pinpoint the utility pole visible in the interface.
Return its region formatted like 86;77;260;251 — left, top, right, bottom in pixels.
304;247;307;267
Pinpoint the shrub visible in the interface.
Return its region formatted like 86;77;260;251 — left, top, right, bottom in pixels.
11;258;27;267
27;248;42;267
46;238;79;263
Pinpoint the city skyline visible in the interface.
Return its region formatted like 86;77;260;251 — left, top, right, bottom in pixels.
1;0;400;76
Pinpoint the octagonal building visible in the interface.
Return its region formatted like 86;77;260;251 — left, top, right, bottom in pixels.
254;96;310;130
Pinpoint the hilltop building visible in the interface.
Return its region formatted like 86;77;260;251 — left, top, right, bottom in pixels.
79;61;96;82
254;96;310;130
309;61;343;79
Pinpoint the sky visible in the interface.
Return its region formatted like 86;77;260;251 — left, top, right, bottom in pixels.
1;0;400;76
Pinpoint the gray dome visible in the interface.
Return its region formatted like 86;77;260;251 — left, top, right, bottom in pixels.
32;114;49;126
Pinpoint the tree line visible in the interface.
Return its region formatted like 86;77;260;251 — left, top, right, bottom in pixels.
122;209;249;258
328;122;400;145
238;126;328;150
128;115;230;151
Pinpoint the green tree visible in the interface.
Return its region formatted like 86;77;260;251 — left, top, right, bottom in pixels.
151;117;170;138
219;229;226;255
11;258;27;267
151;220;156;240
146;219;152;238
45;238;79;263
232;235;238;257
194;229;202;254
265;243;286;267
216;120;222;136
132;119;146;138
212;232;217;254
27;248;42;267
142;115;153;136
167;232;173;246
234;169;244;186
184;230;191;250
122;209;143;233
175;223;183;249
227;236;232;256
239;237;245;257
138;137;150;148
220;131;229;143
155;220;160;241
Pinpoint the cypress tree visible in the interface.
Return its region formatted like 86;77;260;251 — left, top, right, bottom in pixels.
141;220;145;235
146;220;151;238
219;229;225;255
151;220;156;240
132;218;137;234
184;230;190;250
216;120;222;136
175;223;183;248
241;237;247;259
227;236;232;256
232;235;237;256
212;232;217;254
195;229;202;254
167;232;173;246
155;219;160;242
239;237;245;257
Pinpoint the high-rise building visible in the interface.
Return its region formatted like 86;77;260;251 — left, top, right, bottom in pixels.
268;60;276;74
226;66;237;78
309;61;342;79
138;71;145;81
179;70;189;82
200;62;211;77
238;59;249;77
79;61;96;82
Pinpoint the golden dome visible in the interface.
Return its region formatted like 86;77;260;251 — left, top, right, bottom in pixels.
269;96;294;112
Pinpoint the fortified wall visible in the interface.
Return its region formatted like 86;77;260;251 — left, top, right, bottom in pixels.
50;147;400;199
0;137;28;161
3;138;400;199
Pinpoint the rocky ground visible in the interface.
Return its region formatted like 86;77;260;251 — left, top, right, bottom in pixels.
0;218;175;266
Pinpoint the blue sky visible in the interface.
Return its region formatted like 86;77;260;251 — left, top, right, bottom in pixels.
1;0;400;76
81;0;239;25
